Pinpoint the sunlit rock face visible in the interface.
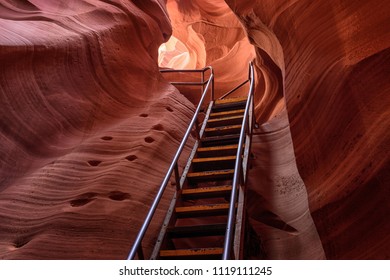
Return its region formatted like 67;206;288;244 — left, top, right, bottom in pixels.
0;0;388;260
159;0;256;98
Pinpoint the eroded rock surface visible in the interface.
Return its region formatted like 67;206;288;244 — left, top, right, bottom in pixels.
0;0;195;259
225;0;390;259
1;0;388;259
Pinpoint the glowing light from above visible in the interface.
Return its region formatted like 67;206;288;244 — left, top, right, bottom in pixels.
158;35;191;69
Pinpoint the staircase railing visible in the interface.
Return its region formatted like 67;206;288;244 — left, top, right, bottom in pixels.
127;66;214;260
222;61;255;259
218;62;253;100
160;67;214;100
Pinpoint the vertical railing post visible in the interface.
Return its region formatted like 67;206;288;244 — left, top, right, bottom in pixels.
201;69;205;97
174;163;181;191
248;61;251;80
211;71;215;101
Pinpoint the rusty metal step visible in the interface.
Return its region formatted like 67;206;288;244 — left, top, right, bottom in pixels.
196;144;238;158
191;155;236;171
212;97;247;112
181;185;232;200
207;115;243;128
167;223;226;238
175;203;230;218
186;169;234;183
159;247;223;259
205;124;242;137
201;134;240;147
209;109;245;119
214;97;247;105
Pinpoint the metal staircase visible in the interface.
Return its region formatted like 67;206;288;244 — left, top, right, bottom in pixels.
128;62;255;260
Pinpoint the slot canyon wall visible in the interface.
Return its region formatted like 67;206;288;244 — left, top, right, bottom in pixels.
0;0;195;259
223;0;390;259
0;0;389;259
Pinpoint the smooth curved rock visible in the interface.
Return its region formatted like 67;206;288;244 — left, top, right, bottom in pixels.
159;0;256;97
1;0;389;260
0;0;195;259
225;0;390;259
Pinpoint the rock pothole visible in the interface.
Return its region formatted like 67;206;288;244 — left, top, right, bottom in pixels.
87;160;102;166
70;192;98;207
144;136;155;143
14;237;31;248
152;123;164;131
108;191;131;201
125;155;138;161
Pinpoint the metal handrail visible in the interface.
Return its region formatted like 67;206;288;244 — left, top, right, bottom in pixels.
170;81;209;86
127;66;214;260
160;68;211;73
222;61;255;259
219;80;249;100
160;66;214;100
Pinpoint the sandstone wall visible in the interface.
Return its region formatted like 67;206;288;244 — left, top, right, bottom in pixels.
0;0;194;259
225;0;390;259
1;0;388;259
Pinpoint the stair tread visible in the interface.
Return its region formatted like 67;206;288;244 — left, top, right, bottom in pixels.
175;203;230;215
186;169;234;183
212;98;247;112
206;115;244;128
181;186;232;199
209;109;245;118
207;115;243;123
201;134;240;142
214;97;247;105
187;169;235;178
175;201;236;219
160;247;223;258
167;223;226;238
192;155;236;163
168;223;226;232
197;144;238;152
204;125;242;138
182;185;232;195
205;124;242;132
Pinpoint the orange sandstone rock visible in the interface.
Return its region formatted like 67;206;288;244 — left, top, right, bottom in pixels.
1;0;388;260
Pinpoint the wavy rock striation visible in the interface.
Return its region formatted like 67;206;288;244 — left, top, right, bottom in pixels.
0;0;389;260
224;0;390;259
0;0;196;259
159;0;256;97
